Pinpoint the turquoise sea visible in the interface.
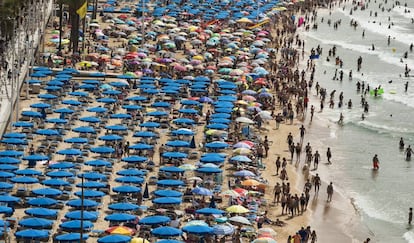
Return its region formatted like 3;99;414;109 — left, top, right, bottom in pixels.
298;0;414;242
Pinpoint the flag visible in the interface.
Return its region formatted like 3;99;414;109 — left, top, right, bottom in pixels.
76;1;87;19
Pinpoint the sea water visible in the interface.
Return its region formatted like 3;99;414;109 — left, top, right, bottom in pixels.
298;0;414;242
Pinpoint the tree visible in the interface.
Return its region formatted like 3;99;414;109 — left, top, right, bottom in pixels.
57;0;86;54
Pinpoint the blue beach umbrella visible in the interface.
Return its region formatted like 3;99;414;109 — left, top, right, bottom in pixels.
160;166;185;173
38;94;58;100
30;103;51;109
0;171;14;179
32;188;62;197
46;118;68;124
86;106;108;113
0;164;18;171
192;187;213;196
99;134;123;141
74;190;105;198
105;213;136;222
172;118;195;125
27;197;57;207
10;176;39;184
54;108;74;114
115;176;144;184
79;116;101;123
182;225;214;235
116;169;145;177
133;131;157;138
161;152;187;159
15;229;49;239
56;233;89;242
90;146;115;154
200;155;225;163
152;197;182;205
21;110;43;118
42;179;70;187
171;129;195;136
15;169;41;176
154;190;183;197
85;159;111;167
206;123;229;130
196;167;223;174
152;226;182;237
57;148;82;156
156;179;185;187
69;91;88;97
0;156;21;163
138;215;171;225
65;211;98;221
105;125;128;131
13;122;34;128
73;126;96;133
76;181;106;189
157;240;184;243
166;140;190;148
122;105;143;111
108;202;139;211
64;137;88;144
25;208;57;218
66;199;99;208
152;101;171;108
49;162;74;169
205;141;229;149
77;172;106;181
60;220;93;231
98;235;131;243
97;97;117;104
196;208;225;215
62;99;82;106
110;113;132;119
0;138;27;145
121;156;147;163
113;185;141;194
36;129;60;136
139;121;161;128
18;218;53;229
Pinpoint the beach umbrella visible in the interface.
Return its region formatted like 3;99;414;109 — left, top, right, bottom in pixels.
0;157;20;164
98;235;131;243
233;142;252;149
122;105;142;110
27;197;57;207
49;162;74;169
153;189;183;197
97;97;117;104
18;218;53;229
171;129;195;136
210;113;231;119
76;181;106;189
111;113;132;119
205;141;229;149
13;122;34;128
196;208;225;215
115;176;144;184
74;190;105;198
129;143;153;150
121;156;148;163
21;110;43;118
234;170;255;177
79;116;101;123
57;148;82;156
166;140;190;148
15;169;41;176
65;210;98;221
11;176;39;184
3;138;27;146
226;205;249;214
62;99;82;106
152;197;182;205
3;132;26;139
32;188;62;197
182;225;214;235
64;137;89;144
0;171;14;179
0;164;18;171
90;146;115;154
212;223;235;235
178;108;198;114
147;111;169;117
192;187;213;196
105;225;135;235
105;213;136;222
200;155;225;163
152;226;182;237
139;215;171;225
139;121;160;128
38;94;58;100
206;123;228;130
113;185;141;193
86;106;108;113
0;182;13;190
42;179;70;187
152;101;171;108
235;117;255;124
78;172;106;181
161;152;187;159
99;134;123;141
116;169;145;177
54;108;74;114
108;203;139;211
126;96;147;101
73;126;96;134
133;131;157;138
173;118;195;125
46;118;68;124
160;166;185;173
85;159;111;167
241;179;261;186
105;125;128;131
55;233;89;242
15;229;49;239
257;228;277;237
143;182;149;199
157;179;185;187
67;199;99;208
60;220;93;231
233;148;252;155
0;206;12;214
36;129;60;136
25;208;57;218
229;216;251;225
156;240;183;243
22;154;48;161
0;150;23;157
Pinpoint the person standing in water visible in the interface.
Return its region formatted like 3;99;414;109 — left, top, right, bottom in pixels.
400;137;405;150
373;154;380;170
327;182;334;202
409;208;413;225
405;82;409;92
326;147;332;164
406;145;412;161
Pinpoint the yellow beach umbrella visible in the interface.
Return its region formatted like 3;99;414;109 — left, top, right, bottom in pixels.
130;238;150;243
226;205;249;213
233;148;252;155
237;17;253;24
193;55;204;61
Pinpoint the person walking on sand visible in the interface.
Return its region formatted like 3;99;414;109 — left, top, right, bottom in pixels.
373;154;380;170
326;147;332;164
313;150;320;169
327;182;334;202
299;125;306;143
313;173;321;194
275;156;281;175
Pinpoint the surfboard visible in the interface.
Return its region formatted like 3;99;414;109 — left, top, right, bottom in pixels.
389;90;396;94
